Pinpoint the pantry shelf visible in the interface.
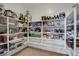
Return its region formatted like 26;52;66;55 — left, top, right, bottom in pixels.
0;51;8;56
0;3;77;56
0;10;28;56
30;32;41;34
9;37;27;43
0;34;7;36
0;24;7;27
9;32;27;36
8;43;27;56
0;15;7;19
65;5;79;56
0;42;7;45
66;24;74;26
42;19;64;22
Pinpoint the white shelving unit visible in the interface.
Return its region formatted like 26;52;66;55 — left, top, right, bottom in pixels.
8;16;28;56
0;15;8;56
42;18;66;54
66;4;79;56
0;15;28;56
28;21;42;44
1;4;78;56
0;12;70;56
28;17;68;55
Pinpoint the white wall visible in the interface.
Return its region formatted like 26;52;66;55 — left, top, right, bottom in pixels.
3;3;75;21
3;3;27;16
22;3;75;21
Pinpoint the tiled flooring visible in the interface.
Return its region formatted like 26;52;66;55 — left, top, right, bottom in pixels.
13;47;67;56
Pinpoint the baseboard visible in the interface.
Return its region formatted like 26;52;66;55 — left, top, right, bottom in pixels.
28;42;68;55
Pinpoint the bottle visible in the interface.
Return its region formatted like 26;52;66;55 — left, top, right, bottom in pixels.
24;11;32;22
19;13;24;20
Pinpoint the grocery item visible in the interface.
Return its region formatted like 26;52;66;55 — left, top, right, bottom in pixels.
24;11;32;22
0;48;4;54
0;36;7;42
4;10;17;18
0;4;5;15
19;13;24;20
66;38;74;49
59;12;65;18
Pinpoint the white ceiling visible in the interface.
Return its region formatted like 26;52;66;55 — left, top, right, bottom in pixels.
4;3;75;11
21;3;75;13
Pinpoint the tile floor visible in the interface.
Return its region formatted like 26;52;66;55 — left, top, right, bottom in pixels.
13;47;67;56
